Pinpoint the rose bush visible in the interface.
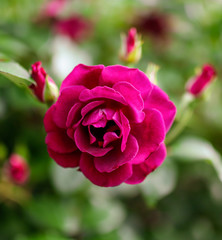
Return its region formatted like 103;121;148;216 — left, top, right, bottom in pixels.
44;64;176;187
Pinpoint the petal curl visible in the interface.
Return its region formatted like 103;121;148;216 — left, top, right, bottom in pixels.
54;86;86;128
94;134;138;173
99;65;152;99
130;108;165;165
47;148;81;168
74;125;113;157
145;85;176;132
125;144;166;184
44;105;58;132
80;153;133;187
61;64;104;90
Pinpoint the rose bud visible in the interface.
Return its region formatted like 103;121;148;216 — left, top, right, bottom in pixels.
44;64;176;187
30;61;59;104
186;64;216;97
119;28;142;64
53;16;93;42
4;154;30;185
42;0;67;18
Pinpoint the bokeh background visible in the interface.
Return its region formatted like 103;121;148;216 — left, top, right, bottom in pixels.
1;0;222;239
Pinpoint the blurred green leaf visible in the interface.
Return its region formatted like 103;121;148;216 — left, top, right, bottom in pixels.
0;60;34;87
172;137;222;181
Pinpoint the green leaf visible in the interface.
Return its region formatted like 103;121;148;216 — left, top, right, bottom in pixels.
0;60;35;87
171;137;222;181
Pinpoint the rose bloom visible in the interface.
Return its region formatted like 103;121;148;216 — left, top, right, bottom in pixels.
5;154;30;185
42;0;67;18
186;64;216;96
53;16;93;42
44;64;176;187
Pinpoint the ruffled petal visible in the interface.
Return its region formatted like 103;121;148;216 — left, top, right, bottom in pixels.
103;132;119;147
79;86;127;105
47;148;81;168
82;109;107;128
81;100;105;117
46;131;77;154
66;103;83;128
80;153;133;187
94;134;138;173
131;108;165;165
74;125;113;157
99;65;152;99
61;64;104;90
125;144;166;184
53;86;86;128
144;85;176;132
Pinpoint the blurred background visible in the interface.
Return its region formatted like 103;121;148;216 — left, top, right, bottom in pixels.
1;0;222;239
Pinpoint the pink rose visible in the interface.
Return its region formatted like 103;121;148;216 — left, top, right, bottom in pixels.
53;16;92;42
186;64;216;96
42;0;67;18
5;154;30;185
44;64;176;187
30;61;59;103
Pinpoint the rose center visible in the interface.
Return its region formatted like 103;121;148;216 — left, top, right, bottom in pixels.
90;120;120;143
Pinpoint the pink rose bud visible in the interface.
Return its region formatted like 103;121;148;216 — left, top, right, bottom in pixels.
43;0;67;18
119;28;142;64
30;61;59;104
5;154;30;185
186;64;216;96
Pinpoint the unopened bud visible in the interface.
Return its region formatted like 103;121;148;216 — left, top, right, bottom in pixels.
119;28;142;64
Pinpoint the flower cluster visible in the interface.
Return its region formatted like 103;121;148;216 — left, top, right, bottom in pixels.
44;64;176;187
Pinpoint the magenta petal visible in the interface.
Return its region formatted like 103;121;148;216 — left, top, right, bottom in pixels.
54;86;86;128
79;86;127;105
145;85;176;132
131;108;165;165
81;100;104;117
88;126;96;144
103;132;119;147
66;103;82;128
61;64;104;90
99;65;153;99
47;148;81;168
113;81;144;111
119;111;130;152
74;126;113;157
80;153;133;187
44;105;58;132
46;131;77;153
125;144;166;184
94;134;138;173
82;109;107;128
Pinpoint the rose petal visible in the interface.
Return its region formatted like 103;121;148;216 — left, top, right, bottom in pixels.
44;105;58;132
82;109;107;128
47;148;81;168
113;81;144;111
103;132;119;147
99;65;152;99
46;131;77;153
81;100;105;117
145;85;176;132
79;86;127;105
94;134;139;173
125;144;166;184
54;86;86;128
61;64;104;90
130;108;165;165
74;125;113;157
119;111;130;152
80;153;133;187
66;103;83;128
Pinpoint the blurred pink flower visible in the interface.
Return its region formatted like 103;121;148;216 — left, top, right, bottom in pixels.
53;16;93;42
5;154;30;185
187;64;216;96
136;11;171;42
30;61;59;104
43;0;67;18
44;64;176;187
